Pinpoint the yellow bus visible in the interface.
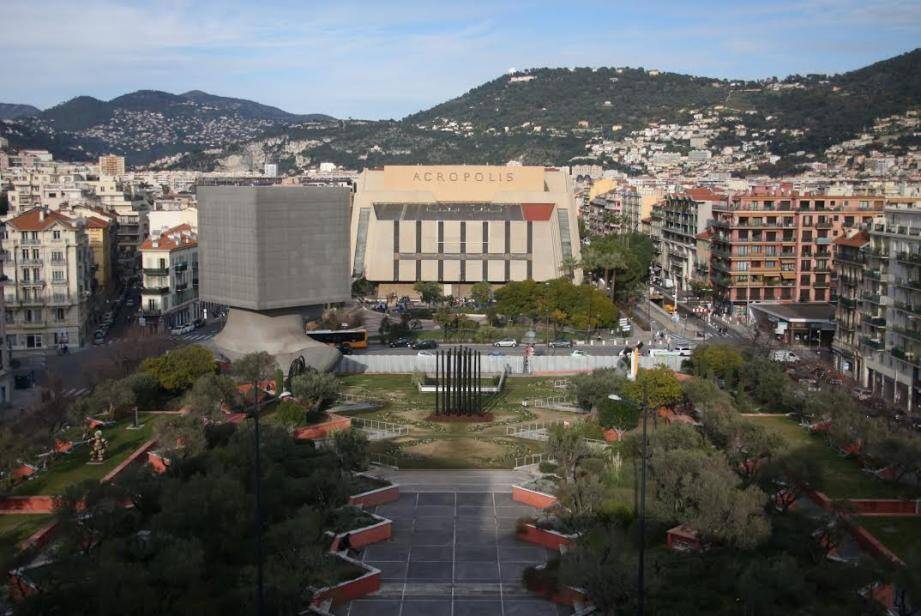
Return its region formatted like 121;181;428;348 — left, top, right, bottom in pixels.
306;328;369;350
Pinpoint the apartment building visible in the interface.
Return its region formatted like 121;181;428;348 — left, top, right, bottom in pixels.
710;193;884;316
831;231;872;381
65;206;118;292
2;209;94;351
94;178;149;275
98;155;126;177
653;189;723;290
0;230;10;402
584;187;642;234
140;224;199;328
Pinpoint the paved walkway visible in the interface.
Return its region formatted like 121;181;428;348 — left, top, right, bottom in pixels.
335;471;567;615
373;469;532;494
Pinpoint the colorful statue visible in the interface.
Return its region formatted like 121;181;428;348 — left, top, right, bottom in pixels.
89;430;108;464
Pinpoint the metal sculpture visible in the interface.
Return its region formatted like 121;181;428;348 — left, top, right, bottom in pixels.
88;430;108;464
287;355;307;384
434;347;483;416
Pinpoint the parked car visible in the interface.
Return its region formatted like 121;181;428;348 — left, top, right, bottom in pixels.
93;331;105;345
388;337;413;348
571;349;590;357
548;339;573;348
770;350;800;363
416;350;435;357
488;351;504;357
411;339;437;350
673;345;693;356
494;339;518;348
170;323;195;336
193;318;205;329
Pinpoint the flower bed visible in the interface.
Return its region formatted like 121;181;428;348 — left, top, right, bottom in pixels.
0;497;57;515
310;553;380;608
522;559;588;606
328;508;392;550
512;483;559;509
293;414;351;441
348;473;399;507
516;519;577;551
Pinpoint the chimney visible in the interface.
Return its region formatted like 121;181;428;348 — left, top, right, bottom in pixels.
152;241;158;248
39;209;45;222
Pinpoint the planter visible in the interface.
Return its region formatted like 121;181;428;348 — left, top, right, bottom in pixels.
348;473;399;507
293;414;351;441
666;524;703;552
512;484;558;509
530;584;589;606
330;513;391;550
516;522;577;551
147;451;170;474
311;553;380;607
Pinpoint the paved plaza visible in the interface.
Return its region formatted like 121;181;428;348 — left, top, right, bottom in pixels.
334;470;568;615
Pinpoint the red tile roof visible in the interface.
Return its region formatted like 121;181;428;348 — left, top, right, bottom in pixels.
84;216;110;229
140;223;197;251
834;230;870;247
684;187;725;202
696;230;712;240
6;208;74;232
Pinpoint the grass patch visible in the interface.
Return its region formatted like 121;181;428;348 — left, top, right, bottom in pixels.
859;517;921;562
0;515;52;569
13;418;161;496
745;415;921;500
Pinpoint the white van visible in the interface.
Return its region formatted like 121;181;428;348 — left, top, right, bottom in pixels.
771;350;800;363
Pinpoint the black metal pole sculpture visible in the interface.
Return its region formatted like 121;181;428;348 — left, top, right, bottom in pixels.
434;346;483;417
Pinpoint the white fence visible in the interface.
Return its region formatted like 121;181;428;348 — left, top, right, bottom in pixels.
350;417;409;440
336;353;685;375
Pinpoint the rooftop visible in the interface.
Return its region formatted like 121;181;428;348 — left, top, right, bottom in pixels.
140;223;197;251
750;302;836;324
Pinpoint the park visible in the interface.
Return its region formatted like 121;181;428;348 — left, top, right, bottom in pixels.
0;338;917;614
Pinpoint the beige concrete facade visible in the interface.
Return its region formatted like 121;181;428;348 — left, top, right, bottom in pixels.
350;165;582;298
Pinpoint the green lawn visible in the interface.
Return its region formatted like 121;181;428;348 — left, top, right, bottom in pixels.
0;515;52;569
339;374;585;468
14;418;161;496
746;415;921;500
859;517;921;562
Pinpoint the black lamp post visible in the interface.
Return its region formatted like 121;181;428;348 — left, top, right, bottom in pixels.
610;382;649;616
248;383;265;616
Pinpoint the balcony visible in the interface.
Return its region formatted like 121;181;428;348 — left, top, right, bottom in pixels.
143;267;169;276
174;262;188;272
896;279;921;292
815;220;833;229
861;293;882;304
862;315;887;328
19;257;42;266
890;346;918;365
860;336;885;351
50;294;70;305
175;282;188;291
838;297;858;309
893;301;921;317
865;270;882;280
815;237;832;245
143;286;170;295
896;251;921;264
893;327;921;344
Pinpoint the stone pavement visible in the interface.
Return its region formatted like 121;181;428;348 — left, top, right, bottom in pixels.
334;470;569;615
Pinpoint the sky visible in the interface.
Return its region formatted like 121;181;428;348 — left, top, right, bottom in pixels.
1;0;919;120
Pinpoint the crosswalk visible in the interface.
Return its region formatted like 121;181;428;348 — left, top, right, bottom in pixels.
171;332;215;343
60;387;90;398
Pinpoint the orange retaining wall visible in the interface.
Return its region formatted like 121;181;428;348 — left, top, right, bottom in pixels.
529;584;588;606
850;499;921;516
330;515;392;550
312;556;381;607
849;522;905;566
17;520;59;552
0;496;56;514
517;523;576;551
512;485;559;509
293;415;352;441
101;438;159;483
349;483;399;508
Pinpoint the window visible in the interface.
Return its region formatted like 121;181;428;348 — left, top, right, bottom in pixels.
52;270;64;282
51;251;63;262
765;261;777;268
20;249;27;260
54;308;64;320
52;230;61;240
815;289;826;301
31;249;39;259
21;269;29;282
736;262;750;272
800;275;809;285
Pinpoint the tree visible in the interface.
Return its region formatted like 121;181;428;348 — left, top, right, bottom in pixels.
470;281;493;306
547;424;590;484
182;373;238;421
689;344;743;383
560;256;579;281
414;281;443;305
290;372;340;410
232;352;276;413
331;429;369;472
142;345;216;393
561;521;637;614
758;447;824;512
88;378;135;419
275;400;307;432
624;366;682;410
124;372;162;411
570;369;626;411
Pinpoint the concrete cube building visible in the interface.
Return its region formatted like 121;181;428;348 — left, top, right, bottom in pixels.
197;186;351;310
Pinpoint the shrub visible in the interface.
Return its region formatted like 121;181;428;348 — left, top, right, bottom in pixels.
597;398;640;430
538;461;559;474
275;400;307;430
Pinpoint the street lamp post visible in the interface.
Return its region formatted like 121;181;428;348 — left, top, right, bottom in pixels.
248;384;265;616
610;384;649;616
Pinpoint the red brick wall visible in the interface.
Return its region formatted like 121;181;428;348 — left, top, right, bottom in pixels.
512;485;558;509
331;518;392;550
850;499;921;516
101;438;158;483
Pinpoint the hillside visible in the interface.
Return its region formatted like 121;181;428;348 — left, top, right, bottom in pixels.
0;103;40;121
0;90;335;165
181;49;920;176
